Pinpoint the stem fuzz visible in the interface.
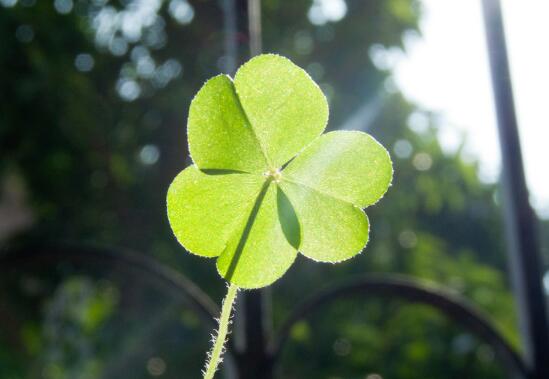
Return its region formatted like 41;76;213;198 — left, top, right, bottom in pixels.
204;283;239;379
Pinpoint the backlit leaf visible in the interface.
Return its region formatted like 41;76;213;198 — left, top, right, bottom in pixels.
216;182;298;288
167;55;393;288
284;131;393;208
279;181;369;262
167;166;264;257
187;75;267;173
234;54;329;168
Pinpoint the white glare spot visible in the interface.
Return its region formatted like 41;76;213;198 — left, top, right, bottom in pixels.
74;53;94;72
333;338;351;356
109;37;128;56
54;0;73;14
437;123;462;154
369;44;403;71
393;139;413;159
366;375;383;379
308;0;347;26
452;333;474;354
140;145;160;165
146;357;166;376
407;111;430;134
0;0;17;7
153;59;182;88
92;1;164;52
136;55;156;78
131;45;149;62
143;18;167;49
116;79;141;102
169;0;194;25
121;14;142;42
413;152;433;171
543;271;549;295
162;59;182;77
15;24;34;43
398;230;417;248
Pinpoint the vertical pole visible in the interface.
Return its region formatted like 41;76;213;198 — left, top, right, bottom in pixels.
247;0;262;56
221;0;237;75
481;1;549;378
222;0;272;378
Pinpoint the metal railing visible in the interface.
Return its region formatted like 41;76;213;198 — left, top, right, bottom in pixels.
0;243;529;378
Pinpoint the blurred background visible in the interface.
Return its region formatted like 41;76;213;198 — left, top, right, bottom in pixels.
1;0;548;378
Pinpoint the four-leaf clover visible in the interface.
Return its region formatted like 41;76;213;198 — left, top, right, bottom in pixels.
167;54;393;289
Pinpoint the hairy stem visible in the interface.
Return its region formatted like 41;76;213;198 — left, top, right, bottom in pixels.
204;283;239;379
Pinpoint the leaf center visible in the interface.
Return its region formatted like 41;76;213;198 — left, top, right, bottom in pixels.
263;168;282;183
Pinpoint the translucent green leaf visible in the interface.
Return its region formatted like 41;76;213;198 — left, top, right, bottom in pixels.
216;182;298;289
168;55;393;289
284;131;393;208
279;181;369;262
187;75;267;173
234;54;329;168
166;166;264;257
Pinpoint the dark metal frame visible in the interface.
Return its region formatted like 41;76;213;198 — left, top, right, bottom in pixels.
481;1;549;377
0;244;529;378
271;276;526;375
1;0;548;378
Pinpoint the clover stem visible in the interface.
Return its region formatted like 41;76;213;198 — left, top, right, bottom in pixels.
203;283;239;379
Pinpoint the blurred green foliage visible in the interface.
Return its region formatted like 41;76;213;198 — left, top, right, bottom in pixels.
0;0;533;378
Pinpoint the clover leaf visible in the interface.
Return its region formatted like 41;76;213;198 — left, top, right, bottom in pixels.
167;54;393;289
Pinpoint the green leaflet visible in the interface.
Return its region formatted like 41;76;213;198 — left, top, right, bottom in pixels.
187;75;266;173
216;182;298;289
234;54;329;168
284;131;393;208
166;166;264;257
278;181;370;263
167;54;393;289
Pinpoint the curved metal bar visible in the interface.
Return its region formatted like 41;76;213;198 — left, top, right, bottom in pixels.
271;274;528;378
0;243;241;378
0;243;219;323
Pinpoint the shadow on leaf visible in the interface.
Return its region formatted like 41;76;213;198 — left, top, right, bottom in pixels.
276;186;301;250
224;181;270;282
200;168;249;175
223;182;301;283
